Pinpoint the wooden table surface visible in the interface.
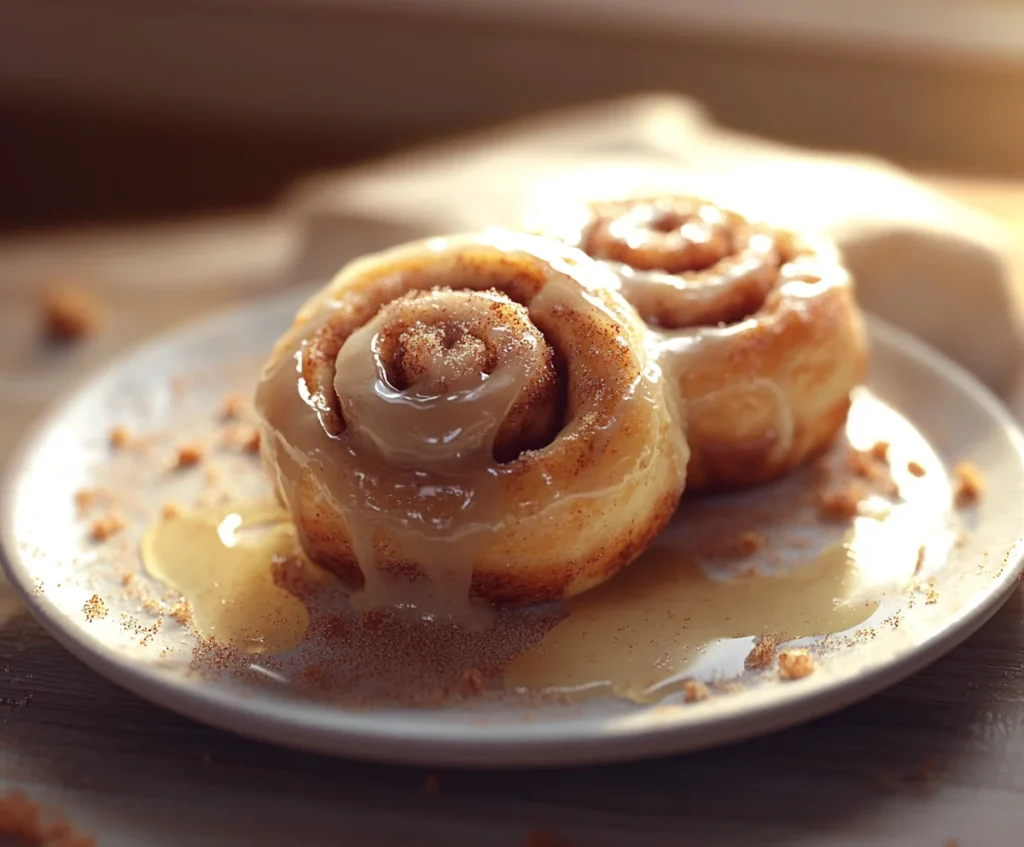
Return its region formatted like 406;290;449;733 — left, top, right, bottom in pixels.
2;176;1024;847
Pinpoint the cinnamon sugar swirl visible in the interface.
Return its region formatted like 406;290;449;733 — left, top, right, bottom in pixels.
254;231;688;617
542;195;867;491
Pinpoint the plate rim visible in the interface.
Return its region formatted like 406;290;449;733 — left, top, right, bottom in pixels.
3;292;1024;768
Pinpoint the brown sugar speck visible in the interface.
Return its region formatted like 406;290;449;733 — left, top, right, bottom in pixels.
169;601;193;627
778;649;815;680
524;829;574;847
41;284;101;343
82;594;108;622
907;460;927;478
89;510;125;541
744;635;778;671
682;678;710;703
953;461;985;507
173;443;204;468
108;424;132;450
423;773;441;795
870;441;890;461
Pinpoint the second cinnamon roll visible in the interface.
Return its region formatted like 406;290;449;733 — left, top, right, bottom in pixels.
540;195;868;491
254;231;688;616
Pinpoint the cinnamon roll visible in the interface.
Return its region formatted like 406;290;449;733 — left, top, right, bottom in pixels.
254;231;688;616
541;196;867;491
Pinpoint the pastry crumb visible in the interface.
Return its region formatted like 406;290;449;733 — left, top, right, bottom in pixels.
744;635;778;671
816;482;866;521
847;449;885;481
222;424;261;454
682;679;710;703
778;649;815;680
82;594;108;622
423;773;441;795
41;283;102;343
108;424;132;450
524;828;574;847
89;510;125;541
173;443;204;468
907;460;926;478
953;461;984;507
220;393;248;421
74;488;102;515
161;502;182;519
870;441;890;461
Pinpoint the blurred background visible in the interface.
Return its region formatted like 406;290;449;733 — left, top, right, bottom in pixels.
2;0;1023;232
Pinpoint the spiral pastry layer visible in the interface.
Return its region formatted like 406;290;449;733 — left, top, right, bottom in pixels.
254;230;689;615
543;195;867;491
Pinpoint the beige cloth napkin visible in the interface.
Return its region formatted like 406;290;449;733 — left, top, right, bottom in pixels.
285;94;1024;392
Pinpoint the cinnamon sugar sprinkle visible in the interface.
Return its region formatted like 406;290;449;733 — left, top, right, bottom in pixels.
744;635;778;671
81;595;108;622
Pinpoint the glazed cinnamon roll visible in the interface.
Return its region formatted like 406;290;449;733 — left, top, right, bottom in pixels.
254;231;688;615
541;196;867;491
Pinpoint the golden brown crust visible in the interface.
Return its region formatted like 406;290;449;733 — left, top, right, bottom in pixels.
542;195;867;492
255;231;689;607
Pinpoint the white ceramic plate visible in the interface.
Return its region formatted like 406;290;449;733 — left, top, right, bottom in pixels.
3;290;1024;768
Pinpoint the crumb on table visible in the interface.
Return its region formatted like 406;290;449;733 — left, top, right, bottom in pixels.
953;461;984;507
914;546;926;575
89;510;125;541
41;283;102;343
907;460;927;478
870;441;890;461
173;443;205;468
778;649;815;680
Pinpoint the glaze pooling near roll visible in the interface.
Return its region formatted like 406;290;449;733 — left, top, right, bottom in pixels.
255;230;689;620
